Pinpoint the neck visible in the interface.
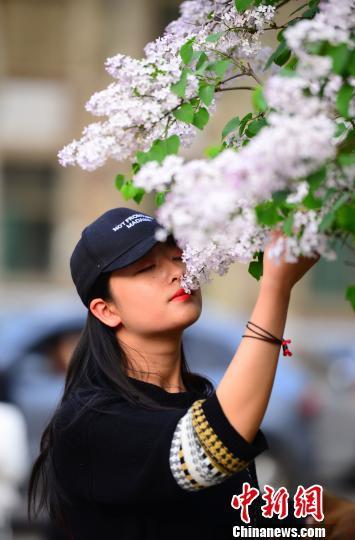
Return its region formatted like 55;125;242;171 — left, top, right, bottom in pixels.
116;327;187;392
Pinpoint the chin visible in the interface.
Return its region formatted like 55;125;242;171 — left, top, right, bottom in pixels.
182;304;202;327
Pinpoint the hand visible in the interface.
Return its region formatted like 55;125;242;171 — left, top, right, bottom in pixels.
261;230;320;293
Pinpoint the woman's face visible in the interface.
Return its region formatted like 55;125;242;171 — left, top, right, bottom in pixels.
105;239;202;337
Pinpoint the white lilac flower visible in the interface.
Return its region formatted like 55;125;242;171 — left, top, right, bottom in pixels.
133;155;184;193
143;112;335;291
284;0;355;52
140;0;351;292
264;76;325;117
286;182;309;204
58;1;276;171
59;0;353;294
266;201;338;265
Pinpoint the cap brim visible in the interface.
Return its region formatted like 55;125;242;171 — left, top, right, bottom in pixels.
102;233;175;273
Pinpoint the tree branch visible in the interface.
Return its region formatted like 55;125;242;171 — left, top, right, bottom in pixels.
216;86;255;92
275;0;293;9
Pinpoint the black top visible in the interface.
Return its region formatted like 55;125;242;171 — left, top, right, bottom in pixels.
52;377;307;539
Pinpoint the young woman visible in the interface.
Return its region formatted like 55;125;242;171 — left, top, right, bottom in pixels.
28;206;321;539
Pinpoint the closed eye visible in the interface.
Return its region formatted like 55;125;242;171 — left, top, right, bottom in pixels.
137;265;154;273
137;256;182;273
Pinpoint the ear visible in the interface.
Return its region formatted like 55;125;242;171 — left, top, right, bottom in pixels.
89;297;122;328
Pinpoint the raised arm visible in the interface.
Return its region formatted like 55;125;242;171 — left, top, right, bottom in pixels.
215;230;320;443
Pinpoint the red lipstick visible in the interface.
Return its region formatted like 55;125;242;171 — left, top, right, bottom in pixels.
170;287;192;301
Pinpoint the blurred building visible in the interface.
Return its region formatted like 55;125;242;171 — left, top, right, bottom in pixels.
0;0;353;335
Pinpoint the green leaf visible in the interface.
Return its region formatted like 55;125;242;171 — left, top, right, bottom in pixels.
337;152;355;166
324;43;351;76
283;212;294;236
199;83;215;106
306;166;326;191
171;80;187;99
336;84;354;118
208;60;232;78
318;213;334;232
149;139;167;163
348;50;355;76
173;103;195;124
166;134;180;155
171;69;188;98
319;193;349;232
136;136;179;166
277;29;285;43
222;116;240;139
302;6;318;18
234;0;253;13
272;190;290;205
132;162;140;174
248;251;264;281
239;112;253;136
204;144;226;158
338;128;355;154
255;201;284;226
265;40;291;69
279;66;299;78
284;56;298;71
335;203;355;234
275;47;291;66
121;180;137;200
245;118;267;137
193;107;209;129
195;52;209;72
179;39;194;65
155;191;166;207
345;285;355;311
133;188;145;204
335;122;347;138
136;151;149;166
307;41;326;56
191;50;202;61
302;192;323;209
205;31;223;43
115;174;125;190
252;86;267;112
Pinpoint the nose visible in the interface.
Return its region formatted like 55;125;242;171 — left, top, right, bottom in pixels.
166;254;185;283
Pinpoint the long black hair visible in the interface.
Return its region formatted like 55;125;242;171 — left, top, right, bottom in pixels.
27;269;214;535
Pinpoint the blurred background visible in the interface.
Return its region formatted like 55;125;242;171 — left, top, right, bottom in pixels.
0;0;354;538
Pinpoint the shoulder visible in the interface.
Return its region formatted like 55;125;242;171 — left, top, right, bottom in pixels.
53;390;184;439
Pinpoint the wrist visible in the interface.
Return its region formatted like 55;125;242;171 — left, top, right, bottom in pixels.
259;277;292;299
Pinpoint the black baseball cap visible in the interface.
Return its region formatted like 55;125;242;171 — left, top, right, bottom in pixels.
70;207;173;308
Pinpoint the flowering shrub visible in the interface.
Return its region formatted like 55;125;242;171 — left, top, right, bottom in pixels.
59;0;355;309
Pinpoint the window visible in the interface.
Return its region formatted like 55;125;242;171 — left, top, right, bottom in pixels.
1;162;56;274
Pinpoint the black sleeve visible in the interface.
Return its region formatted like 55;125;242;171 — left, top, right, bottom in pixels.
85;391;269;505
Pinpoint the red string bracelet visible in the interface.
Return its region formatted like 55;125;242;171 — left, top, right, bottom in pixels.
242;320;293;357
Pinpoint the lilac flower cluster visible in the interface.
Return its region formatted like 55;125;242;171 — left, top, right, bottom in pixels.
58;0;275;170
133;0;354;293
58;0;354;295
